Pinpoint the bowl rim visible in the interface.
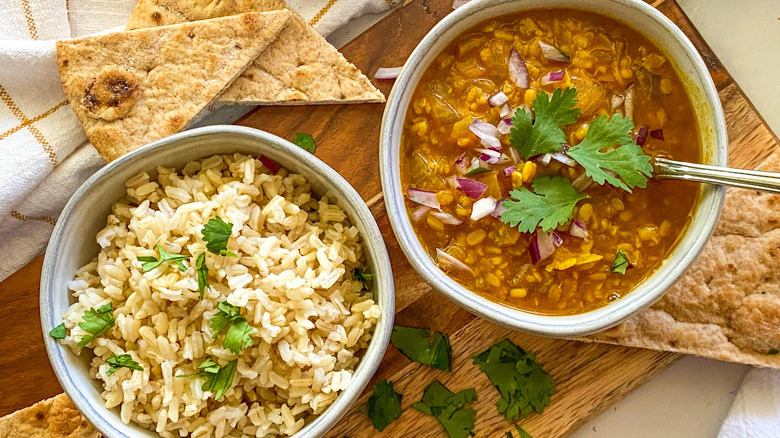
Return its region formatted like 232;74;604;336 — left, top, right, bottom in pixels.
40;125;395;438
379;0;727;337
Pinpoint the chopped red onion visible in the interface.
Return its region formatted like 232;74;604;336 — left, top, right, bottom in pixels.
538;41;571;63
498;153;511;164
538;153;553;165
411;205;431;222
551;231;564;247
636;126;649;146
570;220;588;238
540;71;565;85
551;151;576;167
611;94;625;110
469;120;502;150
508;147;521;163
572;173;593;191
456;177;488;199
488;91;509;107
475;148;501;159
446;175;460;189
624;84;635;121
500;103;513;118
650;129;664;140
374;67;403;80
471;197;497;221
436;248;473;272
258;155;280;174
508;48;530;88
469;157;484;172
497;118;513;135
430;211;463;225
490;198;507;218
528;230;556;264
407;187;440;209
504;166;516;176
454;156;468;174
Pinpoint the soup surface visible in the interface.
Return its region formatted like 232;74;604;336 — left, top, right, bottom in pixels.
400;9;700;315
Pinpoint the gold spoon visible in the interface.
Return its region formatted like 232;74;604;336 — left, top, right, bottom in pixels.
653;157;780;194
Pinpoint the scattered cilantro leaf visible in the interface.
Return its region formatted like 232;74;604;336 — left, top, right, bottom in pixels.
390;326;451;371
768;349;779;355
49;323;66;339
354;267;374;291
137;244;188;272
508;425;533;438
500;175;586;233
464;167;490;176
196;252;209;298
106;354;143;376
202;217;238;257
472;339;555;421
200;359;237;400
77;302;115;348
359;380;403;431
210;302;253;354
611;250;632;275
411;380;477;438
293;133;316;153
176;358;221;378
509;88;580;159
566;114;653;192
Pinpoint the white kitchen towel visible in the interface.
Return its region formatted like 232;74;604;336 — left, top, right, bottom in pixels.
0;0;400;281
718;368;780;438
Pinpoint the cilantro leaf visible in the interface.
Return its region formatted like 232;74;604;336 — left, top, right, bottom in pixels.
472;339;555;421
106;354;143;376
77;302;115;348
768;349;779;355
210;302;253;354
202;217;237;257
354;267;373;291
611;250;632;274
49;323;66;339
411;380;477;438
137;244;188;272
509;425;533;438
200;359;237;400
390;326;451;371
293;133;316;153
464;167;490;176
566;114;653;192
359;380;403;431
195;252;209;298
510;88;580;159
500;175;586;233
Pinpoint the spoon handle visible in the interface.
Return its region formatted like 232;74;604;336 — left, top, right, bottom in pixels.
653;157;780;194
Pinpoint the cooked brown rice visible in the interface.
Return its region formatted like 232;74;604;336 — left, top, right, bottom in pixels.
60;153;380;437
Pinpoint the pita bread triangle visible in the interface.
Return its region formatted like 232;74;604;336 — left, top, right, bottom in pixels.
57;11;291;162
125;0;385;105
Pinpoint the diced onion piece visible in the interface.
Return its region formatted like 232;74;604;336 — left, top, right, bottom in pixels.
430;211;463;225
650;129;664;140
454;156;468;174
540;71;565;85
258;155;280;174
469;120;502;150
500;103;513;118
508;48;530;88
551;231;564;247
445;175;460;190
471;196;497;221
636;126;649;146
528;230;556;264
551;151;576;167
475;148;501;159
374;67;403;80
436;248;473;273
456;177;488;199
469;157;484;172
497;118;513;135
570;220;588;238
572;173;593;191
407;187;440;209
490;198;507;218
411;205;431;222
624;84;635;121
498;153;511;164
508;147;521;163
503;166;515;176
538;153;553;165
488;91;509;107
611;94;625;110
538;41;571;63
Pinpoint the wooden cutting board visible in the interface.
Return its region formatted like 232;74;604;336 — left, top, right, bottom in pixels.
1;0;777;436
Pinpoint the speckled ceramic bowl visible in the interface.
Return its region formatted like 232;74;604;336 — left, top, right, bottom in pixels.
380;0;727;337
41;126;395;438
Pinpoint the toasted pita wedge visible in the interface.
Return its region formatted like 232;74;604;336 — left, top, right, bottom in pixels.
125;0;385;105
57;11;291;161
0;394;98;438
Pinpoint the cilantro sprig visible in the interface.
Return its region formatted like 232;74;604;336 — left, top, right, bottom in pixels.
472;339;555;421
77;302;115;348
510;88;580;159
411;381;478;438
202;217;237;257
178;358;237;400
195;252;210;298
106;354;143;376
137;244;188;273
390;326;452;371
359;379;403;432
211;302;253;355
500;175;586;233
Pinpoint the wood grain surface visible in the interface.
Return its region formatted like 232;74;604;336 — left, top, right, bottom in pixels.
1;0;778;437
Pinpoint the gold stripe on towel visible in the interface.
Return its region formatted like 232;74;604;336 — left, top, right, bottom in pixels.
20;0;39;40
10;210;57;226
0;86;60;166
309;0;339;26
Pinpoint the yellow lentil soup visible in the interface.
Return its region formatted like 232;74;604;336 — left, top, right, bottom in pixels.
400;9;700;315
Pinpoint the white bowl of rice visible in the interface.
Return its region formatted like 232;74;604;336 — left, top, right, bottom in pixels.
40;126;394;438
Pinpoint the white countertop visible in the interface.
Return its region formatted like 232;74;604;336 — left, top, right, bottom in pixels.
330;1;780;436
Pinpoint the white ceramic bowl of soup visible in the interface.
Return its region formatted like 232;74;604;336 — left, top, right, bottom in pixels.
41;126;395;438
380;0;727;337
